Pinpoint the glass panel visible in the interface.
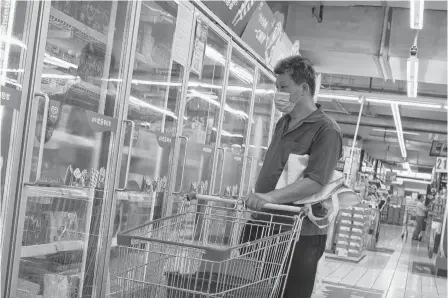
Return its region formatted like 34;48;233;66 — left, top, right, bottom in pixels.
172;24;228;212
215;50;254;197
0;0;33;288
109;1;187;294
243;71;275;196
13;2;130;296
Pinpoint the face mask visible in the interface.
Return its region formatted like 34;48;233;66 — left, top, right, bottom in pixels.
274;89;299;113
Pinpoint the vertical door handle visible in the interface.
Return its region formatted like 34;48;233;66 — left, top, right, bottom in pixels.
244;155;255;196
173;135;188;194
28;93;50;185
213;147;226;196
117;120;135;191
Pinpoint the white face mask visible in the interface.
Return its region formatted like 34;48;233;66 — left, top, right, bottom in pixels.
274;89;298;114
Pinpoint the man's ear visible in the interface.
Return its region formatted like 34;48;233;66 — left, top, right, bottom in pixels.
302;83;311;95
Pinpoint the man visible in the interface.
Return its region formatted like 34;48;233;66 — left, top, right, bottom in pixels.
242;55;342;298
412;194;428;241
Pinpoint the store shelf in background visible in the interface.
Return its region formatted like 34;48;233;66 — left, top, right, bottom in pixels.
50;7;107;44
21;240;84;258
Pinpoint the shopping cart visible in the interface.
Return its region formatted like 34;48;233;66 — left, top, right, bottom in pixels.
114;194;304;298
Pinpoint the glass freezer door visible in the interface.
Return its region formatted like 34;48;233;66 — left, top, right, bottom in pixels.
1;1;39;295
107;1;195;295
242;71;276;196
7;2;132;297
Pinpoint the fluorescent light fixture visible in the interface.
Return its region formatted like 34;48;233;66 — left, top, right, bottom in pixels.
397;178;431;185
129;96;177;119
373;128;420;136
319;93;443;109
44;53;78;69
406;56;419;97
318;94;361;102
391;103;407;159
410;0;425;30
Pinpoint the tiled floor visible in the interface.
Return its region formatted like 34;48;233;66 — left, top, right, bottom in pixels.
313;224;447;298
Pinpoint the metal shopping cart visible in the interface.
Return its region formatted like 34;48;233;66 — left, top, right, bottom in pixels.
114;194;305;298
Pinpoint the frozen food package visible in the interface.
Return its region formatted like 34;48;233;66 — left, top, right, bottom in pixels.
46;212;79;242
17;278;40;298
43;273;80;298
22;212;50;246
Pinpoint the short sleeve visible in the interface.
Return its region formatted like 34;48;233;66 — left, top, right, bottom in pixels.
303;128;342;186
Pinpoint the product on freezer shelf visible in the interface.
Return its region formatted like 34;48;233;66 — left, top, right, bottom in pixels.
43;273;80;298
22;212;51;246
46;212;79;242
17;278;40;298
79;2;110;34
51;0;79;20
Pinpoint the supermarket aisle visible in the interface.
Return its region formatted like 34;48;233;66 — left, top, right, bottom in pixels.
313;225;447;298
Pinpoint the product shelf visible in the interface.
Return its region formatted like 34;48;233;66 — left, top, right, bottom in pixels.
25;185;94;201
21;240;84;258
49;7;107;45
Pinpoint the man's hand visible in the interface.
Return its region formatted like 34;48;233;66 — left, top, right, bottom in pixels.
245;192;272;211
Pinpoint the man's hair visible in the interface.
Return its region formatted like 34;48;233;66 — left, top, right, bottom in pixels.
274;55;316;97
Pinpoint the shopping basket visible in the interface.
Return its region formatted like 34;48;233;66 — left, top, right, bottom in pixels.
114;194;304;298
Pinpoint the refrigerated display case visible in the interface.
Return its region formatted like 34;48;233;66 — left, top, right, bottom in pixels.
5;1;134;297
2;1;284;297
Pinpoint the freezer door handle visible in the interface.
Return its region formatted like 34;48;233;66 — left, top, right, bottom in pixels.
212;147;226;196
117;120;135;191
173;135;189;194
243;155;255;196
27;93;50;185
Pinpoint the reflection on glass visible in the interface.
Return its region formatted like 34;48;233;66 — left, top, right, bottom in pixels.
215;50;254;197
13;2;128;297
173;27;228;211
109;1;183;295
243;72;275;196
0;0;31;289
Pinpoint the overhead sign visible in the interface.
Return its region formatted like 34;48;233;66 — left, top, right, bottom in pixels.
241;2;284;63
430;140;447;157
201;1;257;36
435;157;447;173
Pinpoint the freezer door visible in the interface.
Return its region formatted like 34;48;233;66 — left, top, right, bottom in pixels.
6;1;134;297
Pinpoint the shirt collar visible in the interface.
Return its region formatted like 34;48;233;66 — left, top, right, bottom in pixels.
284;104;324;124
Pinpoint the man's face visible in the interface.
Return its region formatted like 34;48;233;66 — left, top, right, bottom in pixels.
275;73;301;104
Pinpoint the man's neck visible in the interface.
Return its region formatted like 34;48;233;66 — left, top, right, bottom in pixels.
288;98;317;125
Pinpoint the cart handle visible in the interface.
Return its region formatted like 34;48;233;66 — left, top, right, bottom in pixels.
185;193;303;213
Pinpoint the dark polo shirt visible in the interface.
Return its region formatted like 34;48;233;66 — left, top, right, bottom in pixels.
253;104;342;236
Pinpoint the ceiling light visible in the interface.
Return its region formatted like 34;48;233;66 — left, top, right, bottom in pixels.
406;56;419;97
373;128;420;136
391;103;407;159
410;0;425;30
366;98;440;109
319;93;442;109
318;94;360;102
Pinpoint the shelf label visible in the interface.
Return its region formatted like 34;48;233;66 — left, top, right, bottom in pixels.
85;111;117;132
156;133;174;149
190;18;208;78
435;157;447;173
1;85;21;111
202;145;213;156
173;4;194;67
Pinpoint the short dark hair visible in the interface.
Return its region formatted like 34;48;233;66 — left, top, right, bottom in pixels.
274;55;316;97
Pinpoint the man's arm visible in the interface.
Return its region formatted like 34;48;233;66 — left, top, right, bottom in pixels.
265;128;342;205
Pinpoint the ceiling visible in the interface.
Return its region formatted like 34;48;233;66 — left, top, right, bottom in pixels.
283;1;447;174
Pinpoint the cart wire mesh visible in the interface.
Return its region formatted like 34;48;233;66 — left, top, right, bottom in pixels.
114;195;304;298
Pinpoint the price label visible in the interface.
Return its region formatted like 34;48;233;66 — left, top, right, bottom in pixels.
435;157;447;173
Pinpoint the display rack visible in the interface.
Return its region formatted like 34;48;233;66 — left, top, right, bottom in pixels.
327;205;370;263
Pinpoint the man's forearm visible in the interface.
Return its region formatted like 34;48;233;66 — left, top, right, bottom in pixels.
266;178;323;204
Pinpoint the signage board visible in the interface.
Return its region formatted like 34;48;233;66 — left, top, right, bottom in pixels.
430;140;447;157
435;157;447;173
202;0;257;36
